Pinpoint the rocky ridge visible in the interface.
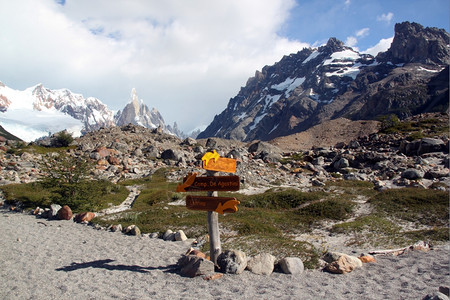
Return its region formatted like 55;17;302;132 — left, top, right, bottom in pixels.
198;22;449;142
0;113;448;194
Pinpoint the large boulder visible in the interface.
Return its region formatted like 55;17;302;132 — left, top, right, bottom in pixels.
401;168;425;180
178;255;215;278
278;257;304;275
323;252;363;274
57;205;73;220
217;249;247;274
418;138;445;155
161;149;181;161
246;253;276;275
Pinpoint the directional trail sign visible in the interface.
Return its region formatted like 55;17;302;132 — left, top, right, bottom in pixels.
186;195;240;214
176;173;240;192
201;150;237;173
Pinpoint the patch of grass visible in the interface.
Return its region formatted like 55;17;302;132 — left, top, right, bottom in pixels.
332;215;400;235
403;228;449;242
0;180;128;213
295;199;355;222
369;188;449;226
101;206;208;238
241;188;325;209
0;182;55;208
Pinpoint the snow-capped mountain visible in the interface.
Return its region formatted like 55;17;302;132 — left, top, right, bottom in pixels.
0;83;168;142
114;88;165;129
198;22;449;141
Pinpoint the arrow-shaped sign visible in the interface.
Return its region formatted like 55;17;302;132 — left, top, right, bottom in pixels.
202;150;220;167
215;199;240;214
176;172;197;192
186;195;240;214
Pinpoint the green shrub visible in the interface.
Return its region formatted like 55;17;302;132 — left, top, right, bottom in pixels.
369;188;449;226
296;199;355;221
53;131;74;147
242;188;324;209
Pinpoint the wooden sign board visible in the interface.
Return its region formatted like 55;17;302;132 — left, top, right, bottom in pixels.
179;175;240;192
202;157;237;173
186;195;240;214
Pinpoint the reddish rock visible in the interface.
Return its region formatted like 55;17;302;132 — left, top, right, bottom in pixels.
97;159;109;166
358;255;376;263
325;255;358;274
0;145;7;152
108;156;121;165
57;205;73;220
96;147;118;158
186;248;207;259
0;136;7;142
74;212;95;223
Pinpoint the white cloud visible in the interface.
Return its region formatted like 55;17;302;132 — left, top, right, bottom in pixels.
345;27;369;49
356;28;369;38
377;12;394;24
344;0;351;7
0;0;308;132
345;36;358;47
362;37;394;56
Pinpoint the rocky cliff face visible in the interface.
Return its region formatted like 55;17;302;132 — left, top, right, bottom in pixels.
198;22;449;142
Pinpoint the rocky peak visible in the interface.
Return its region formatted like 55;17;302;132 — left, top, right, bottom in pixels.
114;88;166;130
198;22;449;142
321;37;346;53
378;21;450;65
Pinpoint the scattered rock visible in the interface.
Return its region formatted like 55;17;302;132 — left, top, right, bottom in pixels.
217;249;247;274
278;257;304;275
174;230;187;241
422;292;449;300
124;225;141;236
185;248;207;259
57;205;73;220
402;168;425;180
358;255;376;263
246;253;276;275
163;229;175;241
324;252;362;274
178;255;215;278
74;212;96;223
203;273;224;281
110;224;122;232
49;204;62;219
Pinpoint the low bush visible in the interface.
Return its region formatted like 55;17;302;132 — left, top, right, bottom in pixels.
242;188;325;209
369;188;449;226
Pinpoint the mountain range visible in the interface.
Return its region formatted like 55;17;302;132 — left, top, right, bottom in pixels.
1;22;448;143
0;84;171;142
198;22;449;141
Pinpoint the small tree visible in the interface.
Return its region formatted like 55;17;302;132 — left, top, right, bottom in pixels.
40;152;92;186
53;130;74;147
39;152;97;210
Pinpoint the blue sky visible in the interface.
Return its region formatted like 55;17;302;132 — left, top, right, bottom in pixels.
283;0;449;51
0;0;448;133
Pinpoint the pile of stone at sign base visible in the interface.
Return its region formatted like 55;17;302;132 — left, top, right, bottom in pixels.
177;248;380;279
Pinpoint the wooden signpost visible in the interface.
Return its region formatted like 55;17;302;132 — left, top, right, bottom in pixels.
176;150;240;265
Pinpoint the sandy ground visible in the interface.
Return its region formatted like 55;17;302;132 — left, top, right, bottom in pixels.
0;209;448;300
